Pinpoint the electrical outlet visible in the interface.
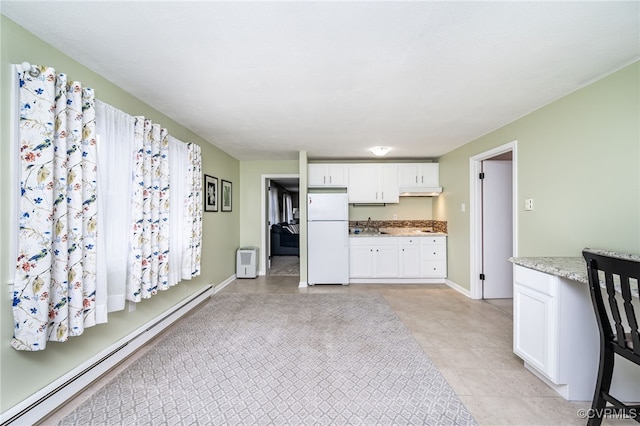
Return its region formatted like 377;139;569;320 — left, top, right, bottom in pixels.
392;214;398;220
460;203;466;212
525;199;534;211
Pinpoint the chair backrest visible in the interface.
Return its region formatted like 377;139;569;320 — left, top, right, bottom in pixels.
583;249;640;359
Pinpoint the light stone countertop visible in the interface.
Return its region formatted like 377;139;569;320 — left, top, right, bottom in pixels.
509;249;639;297
509;256;588;283
349;227;447;237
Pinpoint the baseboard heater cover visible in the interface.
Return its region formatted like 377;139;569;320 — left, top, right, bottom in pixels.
1;283;217;426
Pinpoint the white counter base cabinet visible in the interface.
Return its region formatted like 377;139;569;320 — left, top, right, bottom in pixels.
349;237;399;278
349;236;447;284
399;238;421;278
513;265;640;401
420;236;447;277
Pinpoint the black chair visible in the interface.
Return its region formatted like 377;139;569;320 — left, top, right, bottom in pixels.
583;249;640;425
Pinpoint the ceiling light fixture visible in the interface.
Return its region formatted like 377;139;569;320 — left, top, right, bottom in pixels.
369;146;392;156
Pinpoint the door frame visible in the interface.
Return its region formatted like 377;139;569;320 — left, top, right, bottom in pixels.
469;140;518;299
260;173;299;275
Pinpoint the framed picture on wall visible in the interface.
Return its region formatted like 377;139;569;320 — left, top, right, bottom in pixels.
221;180;232;212
204;174;218;212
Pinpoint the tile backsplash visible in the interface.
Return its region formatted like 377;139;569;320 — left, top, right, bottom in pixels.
348;219;447;234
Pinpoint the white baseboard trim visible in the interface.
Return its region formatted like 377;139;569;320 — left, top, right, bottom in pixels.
348;278;446;284
445;279;473;298
1;283;216;426
298;281;308;288
213;274;236;294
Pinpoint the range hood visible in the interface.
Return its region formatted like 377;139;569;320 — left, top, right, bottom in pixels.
399;186;443;197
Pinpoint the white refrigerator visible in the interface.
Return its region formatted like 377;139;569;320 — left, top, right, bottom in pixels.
307;193;349;285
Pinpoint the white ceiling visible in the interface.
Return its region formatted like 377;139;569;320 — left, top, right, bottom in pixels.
3;1;638;161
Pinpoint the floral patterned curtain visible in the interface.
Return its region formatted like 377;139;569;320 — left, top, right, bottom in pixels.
12;66;98;351
183;143;202;279
126;118;171;301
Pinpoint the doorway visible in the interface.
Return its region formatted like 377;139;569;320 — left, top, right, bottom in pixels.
469;141;518;300
260;174;300;276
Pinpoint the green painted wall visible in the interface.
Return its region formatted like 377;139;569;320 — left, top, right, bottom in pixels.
434;62;640;291
1;16;239;413
238;159;299;274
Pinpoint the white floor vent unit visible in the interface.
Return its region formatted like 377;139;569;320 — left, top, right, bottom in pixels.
236;247;258;278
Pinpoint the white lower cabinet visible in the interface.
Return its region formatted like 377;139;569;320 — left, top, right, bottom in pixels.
512;265;640;401
399;238;421;278
349;235;447;281
349;237;399;278
513;269;557;379
420;237;447;277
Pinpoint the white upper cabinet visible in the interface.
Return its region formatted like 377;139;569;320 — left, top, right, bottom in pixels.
308;164;348;187
347;164;399;203
398;163;439;188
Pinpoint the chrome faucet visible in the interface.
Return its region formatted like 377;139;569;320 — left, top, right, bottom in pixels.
366;217;372;231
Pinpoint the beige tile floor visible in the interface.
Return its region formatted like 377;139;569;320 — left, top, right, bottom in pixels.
43;276;633;425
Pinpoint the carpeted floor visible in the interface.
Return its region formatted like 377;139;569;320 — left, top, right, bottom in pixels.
58;293;476;425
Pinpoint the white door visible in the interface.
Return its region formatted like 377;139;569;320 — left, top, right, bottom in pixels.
482;160;513;299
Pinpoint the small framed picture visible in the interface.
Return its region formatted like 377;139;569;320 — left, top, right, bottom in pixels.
221;180;232;212
204;174;218;212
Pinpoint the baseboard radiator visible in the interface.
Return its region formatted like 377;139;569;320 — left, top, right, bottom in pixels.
1;277;233;426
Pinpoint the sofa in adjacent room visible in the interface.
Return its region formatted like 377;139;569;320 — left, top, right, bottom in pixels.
270;223;300;256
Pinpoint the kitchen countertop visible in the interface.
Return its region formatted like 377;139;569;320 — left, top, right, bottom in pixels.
509;256;588;283
349;227;447;237
509;249;639;297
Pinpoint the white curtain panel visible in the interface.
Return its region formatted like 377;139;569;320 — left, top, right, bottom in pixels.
283;193;293;224
95;100;135;313
12;65;98;351
269;185;280;226
168;136;187;286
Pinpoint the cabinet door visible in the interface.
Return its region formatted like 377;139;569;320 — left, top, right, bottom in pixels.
308;164;327;187
374;246;399;278
348;165;378;203
398;164;421;186
327;165;347;187
399;246;421;277
379;165;399;202
349;246;374;278
420;163;439;187
513;283;555;378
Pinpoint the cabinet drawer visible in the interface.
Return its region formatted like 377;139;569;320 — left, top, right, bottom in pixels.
422;260;447;277
514;265;556;296
420;236;446;246
421;245;446;260
399;237;421;246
